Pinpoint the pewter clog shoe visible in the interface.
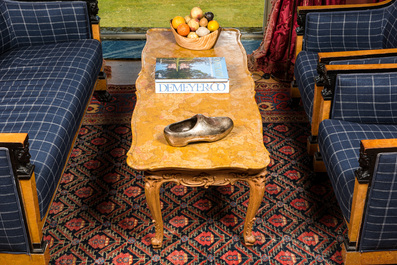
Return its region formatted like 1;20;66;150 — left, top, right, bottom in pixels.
164;114;234;147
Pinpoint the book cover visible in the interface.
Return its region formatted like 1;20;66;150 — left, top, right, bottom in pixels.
154;57;229;93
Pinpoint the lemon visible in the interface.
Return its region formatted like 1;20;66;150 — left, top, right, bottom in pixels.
207;20;219;31
172;16;185;29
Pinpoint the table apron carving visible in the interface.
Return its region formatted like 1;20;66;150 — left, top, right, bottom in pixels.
144;169;267;248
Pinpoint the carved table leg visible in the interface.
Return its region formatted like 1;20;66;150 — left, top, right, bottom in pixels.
243;170;267;246
144;175;165;248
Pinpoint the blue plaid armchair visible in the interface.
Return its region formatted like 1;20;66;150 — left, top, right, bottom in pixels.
0;0;103;263
293;0;397;153
317;70;397;264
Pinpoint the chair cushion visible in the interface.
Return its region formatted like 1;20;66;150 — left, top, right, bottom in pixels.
0;39;102;217
318;119;397;222
294;51;318;122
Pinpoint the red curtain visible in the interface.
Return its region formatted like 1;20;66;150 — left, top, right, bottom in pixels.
248;0;346;80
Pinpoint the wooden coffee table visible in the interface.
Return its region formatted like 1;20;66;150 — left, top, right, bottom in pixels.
126;28;270;248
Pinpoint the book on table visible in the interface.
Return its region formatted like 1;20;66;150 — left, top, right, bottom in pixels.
154;57;229;93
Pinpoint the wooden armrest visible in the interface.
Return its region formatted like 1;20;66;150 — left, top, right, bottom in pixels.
318;48;397;64
0;133;28;147
361;139;397;150
324;63;397;74
356;138;397;184
0;133;33;178
347;138;397;247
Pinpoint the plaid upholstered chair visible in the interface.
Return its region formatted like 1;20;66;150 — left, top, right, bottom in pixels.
316;70;397;264
293;0;397;154
0;0;104;263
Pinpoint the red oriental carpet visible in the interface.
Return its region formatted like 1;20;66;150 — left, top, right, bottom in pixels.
43;81;346;264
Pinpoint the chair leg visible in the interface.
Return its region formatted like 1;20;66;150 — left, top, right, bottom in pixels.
0;245;50;265
342;242;397;265
307;135;318;155
289;80;301;98
313;152;326;172
94;71;111;102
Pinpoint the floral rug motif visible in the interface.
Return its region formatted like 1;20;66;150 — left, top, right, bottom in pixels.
43;83;344;265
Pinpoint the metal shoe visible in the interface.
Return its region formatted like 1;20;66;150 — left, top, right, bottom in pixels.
164;114;234;147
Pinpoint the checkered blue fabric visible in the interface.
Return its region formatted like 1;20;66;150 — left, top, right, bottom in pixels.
304;9;385;52
0;1;11;54
0;40;102;219
296;0;397;122
296;53;397;123
0;0;91;51
331;73;397;124
0;0;102;254
360;152;397;251
294;51;318;122
0;148;29;253
383;1;397;48
318;119;397;223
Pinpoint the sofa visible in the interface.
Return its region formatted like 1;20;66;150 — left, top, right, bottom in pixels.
0;0;103;263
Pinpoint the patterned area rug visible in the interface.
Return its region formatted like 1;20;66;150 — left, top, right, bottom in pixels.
43;81;346;264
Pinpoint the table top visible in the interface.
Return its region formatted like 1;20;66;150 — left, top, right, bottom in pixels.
126;28;270;173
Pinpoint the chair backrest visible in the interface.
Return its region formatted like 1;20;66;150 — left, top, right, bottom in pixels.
304;9;385;52
331;72;397;124
0;0;92;53
0;1;12;54
383;0;397;48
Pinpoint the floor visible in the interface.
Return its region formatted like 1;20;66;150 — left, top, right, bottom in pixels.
105;59;141;85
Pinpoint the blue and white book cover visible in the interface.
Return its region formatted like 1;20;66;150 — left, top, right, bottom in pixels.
155;57;229;83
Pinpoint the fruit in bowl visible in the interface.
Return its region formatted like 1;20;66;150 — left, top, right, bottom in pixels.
170;7;221;50
190;7;203;19
171;7;220;38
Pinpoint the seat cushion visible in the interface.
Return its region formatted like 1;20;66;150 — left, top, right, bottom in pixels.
0;39;102;217
294;51;318;122
318;119;397;222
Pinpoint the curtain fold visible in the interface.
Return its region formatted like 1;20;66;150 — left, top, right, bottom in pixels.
248;0;346;80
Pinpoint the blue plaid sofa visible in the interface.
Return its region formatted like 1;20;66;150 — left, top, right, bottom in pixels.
0;0;102;263
317;71;397;264
294;0;397;152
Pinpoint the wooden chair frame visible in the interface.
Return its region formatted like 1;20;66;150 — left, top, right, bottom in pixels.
341;139;397;265
292;0;397;154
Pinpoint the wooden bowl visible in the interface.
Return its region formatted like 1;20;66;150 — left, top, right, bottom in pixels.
170;21;221;50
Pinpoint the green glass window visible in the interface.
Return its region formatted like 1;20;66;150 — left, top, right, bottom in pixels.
99;0;265;34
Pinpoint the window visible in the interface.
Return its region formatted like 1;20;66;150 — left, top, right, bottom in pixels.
99;0;266;38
